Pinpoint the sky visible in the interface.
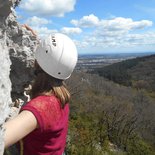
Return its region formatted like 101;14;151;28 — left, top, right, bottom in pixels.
15;0;155;54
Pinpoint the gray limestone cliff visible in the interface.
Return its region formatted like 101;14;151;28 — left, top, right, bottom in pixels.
0;0;37;154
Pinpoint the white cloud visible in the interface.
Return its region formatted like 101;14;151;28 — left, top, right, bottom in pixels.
76;29;155;53
74;40;89;49
71;15;152;31
25;16;52;27
21;11;154;53
32;26;58;38
61;27;82;35
71;15;154;52
93;17;153;41
77;31;155;53
71;14;99;27
100;17;152;31
20;0;76;17
131;20;153;29
124;32;155;46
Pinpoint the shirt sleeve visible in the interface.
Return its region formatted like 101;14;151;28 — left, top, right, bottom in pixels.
20;96;63;132
20;97;45;132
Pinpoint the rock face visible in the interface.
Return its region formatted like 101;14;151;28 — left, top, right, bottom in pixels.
0;41;12;155
0;0;37;154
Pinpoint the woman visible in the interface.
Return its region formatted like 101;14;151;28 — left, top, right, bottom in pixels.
4;33;78;155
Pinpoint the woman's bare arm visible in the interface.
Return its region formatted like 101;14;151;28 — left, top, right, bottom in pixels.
22;24;37;36
4;110;38;148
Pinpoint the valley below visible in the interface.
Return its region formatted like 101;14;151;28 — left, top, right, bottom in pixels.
76;52;155;71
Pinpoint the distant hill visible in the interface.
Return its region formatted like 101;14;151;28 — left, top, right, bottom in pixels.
91;54;155;92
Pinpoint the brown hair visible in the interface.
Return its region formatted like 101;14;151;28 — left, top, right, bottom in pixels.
31;61;70;108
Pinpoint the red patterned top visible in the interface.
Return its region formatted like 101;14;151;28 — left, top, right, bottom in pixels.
20;95;69;155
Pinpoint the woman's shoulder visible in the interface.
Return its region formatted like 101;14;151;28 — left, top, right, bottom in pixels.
25;95;59;108
29;95;56;102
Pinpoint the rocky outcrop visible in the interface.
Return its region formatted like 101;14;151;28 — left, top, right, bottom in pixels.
0;0;37;154
0;41;12;155
7;13;37;101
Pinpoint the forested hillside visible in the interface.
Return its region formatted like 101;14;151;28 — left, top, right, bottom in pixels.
91;54;155;95
66;69;155;154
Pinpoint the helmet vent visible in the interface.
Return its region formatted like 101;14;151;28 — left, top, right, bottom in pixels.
46;50;48;53
58;72;61;75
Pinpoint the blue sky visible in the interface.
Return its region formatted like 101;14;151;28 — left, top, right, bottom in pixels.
16;0;155;54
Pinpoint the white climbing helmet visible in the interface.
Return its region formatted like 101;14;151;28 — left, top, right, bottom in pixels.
35;33;78;80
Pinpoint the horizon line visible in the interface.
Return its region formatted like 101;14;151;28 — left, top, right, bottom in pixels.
79;51;155;55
